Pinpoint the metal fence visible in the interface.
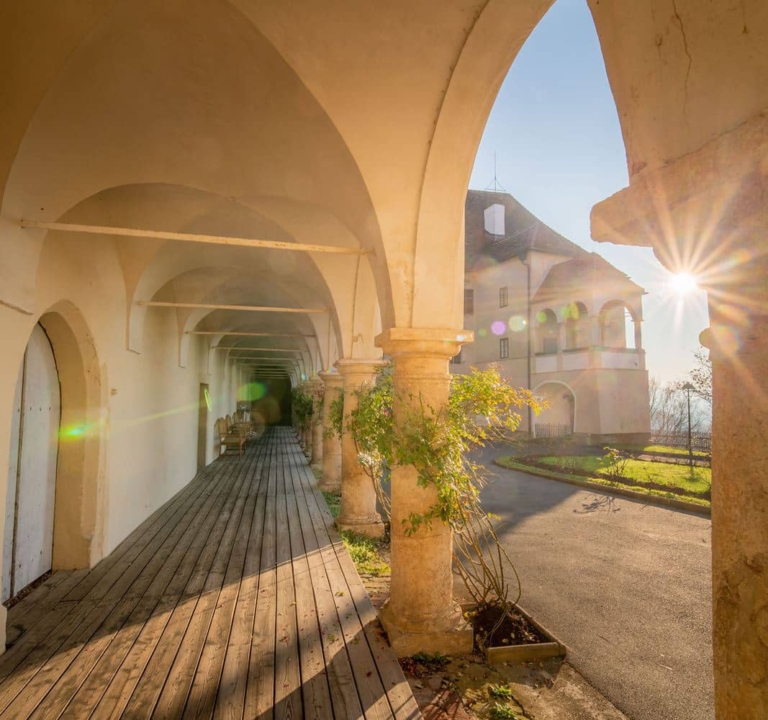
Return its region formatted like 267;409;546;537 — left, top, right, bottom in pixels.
535;423;572;439
650;432;712;454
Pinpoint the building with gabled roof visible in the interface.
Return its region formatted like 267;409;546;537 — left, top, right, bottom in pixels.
457;190;650;442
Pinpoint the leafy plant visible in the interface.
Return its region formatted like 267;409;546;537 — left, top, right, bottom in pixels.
488;684;513;699
340;530;390;576
322;490;342;519
601;446;630;480
412;651;449;669
489;702;518;720
291;389;314;432
324;393;344;440
345;363;541;610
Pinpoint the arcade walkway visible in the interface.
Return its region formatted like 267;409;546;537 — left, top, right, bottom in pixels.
0;428;418;719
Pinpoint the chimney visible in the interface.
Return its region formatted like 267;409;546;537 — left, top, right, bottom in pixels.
484;203;505;236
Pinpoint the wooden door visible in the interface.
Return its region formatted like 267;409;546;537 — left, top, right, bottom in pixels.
3;325;60;601
197;383;209;470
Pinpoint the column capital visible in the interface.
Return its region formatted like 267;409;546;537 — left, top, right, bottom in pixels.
334;358;388;378
375;328;473;359
318;370;343;389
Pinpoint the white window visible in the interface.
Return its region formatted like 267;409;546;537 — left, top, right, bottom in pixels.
464;289;474;315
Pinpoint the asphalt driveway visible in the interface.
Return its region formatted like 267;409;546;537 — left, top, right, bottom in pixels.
473;445;714;720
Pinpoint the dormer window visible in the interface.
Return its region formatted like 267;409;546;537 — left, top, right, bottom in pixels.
484;204;505;236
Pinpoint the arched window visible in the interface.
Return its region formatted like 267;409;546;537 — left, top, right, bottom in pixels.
536;308;558;354
599;301;637;349
564;301;589;350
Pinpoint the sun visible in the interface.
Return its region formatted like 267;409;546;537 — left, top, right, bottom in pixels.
671;272;698;295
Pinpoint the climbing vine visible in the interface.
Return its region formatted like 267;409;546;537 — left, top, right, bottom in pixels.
291;388;314;433
345;362;542;607
324;393;344;440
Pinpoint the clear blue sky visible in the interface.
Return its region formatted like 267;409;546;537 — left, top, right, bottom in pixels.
469;0;709;385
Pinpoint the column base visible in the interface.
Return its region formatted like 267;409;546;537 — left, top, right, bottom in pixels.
318;476;341;493
379;599;473;657
336;513;385;539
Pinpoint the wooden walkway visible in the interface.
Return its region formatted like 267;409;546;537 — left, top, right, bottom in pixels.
0;428;420;719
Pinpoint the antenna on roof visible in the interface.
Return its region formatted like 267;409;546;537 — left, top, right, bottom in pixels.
484;153;507;193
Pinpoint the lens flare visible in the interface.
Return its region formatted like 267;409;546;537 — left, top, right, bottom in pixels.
508;315;526;332
671;272;698;295
491;320;505;336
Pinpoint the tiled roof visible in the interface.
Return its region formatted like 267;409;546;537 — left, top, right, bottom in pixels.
465;189;587;269
532;252;645;305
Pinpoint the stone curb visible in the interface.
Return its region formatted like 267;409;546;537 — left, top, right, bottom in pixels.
493;459;711;517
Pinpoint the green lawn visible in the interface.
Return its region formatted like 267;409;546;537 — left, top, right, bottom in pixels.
612;443;709;458
497;455;711;508
537;455;711;495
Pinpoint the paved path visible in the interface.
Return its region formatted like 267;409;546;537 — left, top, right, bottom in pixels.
474;445;714;720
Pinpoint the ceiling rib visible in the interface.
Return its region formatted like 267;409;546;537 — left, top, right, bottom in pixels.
19;220;368;255
139;301;327;314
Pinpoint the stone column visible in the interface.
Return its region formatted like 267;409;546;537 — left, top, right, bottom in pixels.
590;315;601;347
376;328;473;656
318;371;343;491
309;377;324;471
589;113;768;716
708;291;768;718
334;358;386;538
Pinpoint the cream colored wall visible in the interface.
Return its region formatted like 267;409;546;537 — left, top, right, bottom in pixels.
596;369;651;436
465;259;529;367
0;232;242;580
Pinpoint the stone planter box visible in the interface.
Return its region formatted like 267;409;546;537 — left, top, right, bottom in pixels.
462;602;567;665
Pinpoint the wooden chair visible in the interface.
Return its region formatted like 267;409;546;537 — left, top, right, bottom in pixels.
216;417;246;458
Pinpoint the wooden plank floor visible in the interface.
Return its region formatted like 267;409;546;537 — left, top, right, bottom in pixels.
0;427;421;720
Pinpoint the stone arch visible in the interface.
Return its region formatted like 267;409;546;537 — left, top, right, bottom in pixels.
535;308;559;354
35;300;104;570
564;301;590;350
599;300;637;349
532;380;576;436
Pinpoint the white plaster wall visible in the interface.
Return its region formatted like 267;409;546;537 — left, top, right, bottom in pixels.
0;232;240;572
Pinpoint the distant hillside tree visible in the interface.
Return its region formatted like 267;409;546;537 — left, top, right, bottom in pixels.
649;376;709;436
688;348;712;405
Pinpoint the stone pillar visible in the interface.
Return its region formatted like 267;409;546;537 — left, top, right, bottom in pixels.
590;315;602;347
708;298;768;718
589;113;768;716
318;371;343;491
376;328;473;656
309;377;324;471
334;358;386;538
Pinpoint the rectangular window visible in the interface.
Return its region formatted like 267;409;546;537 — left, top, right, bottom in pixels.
464;289;474;315
499;286;508;308
543;338;558;354
500;337;509;359
451;349;463;365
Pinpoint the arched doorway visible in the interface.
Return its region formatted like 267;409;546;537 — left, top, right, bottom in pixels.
534;381;576;438
3;325;60;601
3;305;103;603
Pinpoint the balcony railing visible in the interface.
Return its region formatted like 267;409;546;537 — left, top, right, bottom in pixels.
534;346;644;373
